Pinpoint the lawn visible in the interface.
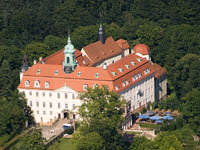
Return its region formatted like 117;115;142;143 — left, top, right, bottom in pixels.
48;138;76;150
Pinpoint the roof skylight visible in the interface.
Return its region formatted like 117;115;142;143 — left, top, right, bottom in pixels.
125;65;130;69
118;68;123;72
112;72;117;76
131;62;135;66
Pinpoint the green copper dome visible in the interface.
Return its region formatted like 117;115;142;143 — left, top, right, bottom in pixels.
64;36;75;54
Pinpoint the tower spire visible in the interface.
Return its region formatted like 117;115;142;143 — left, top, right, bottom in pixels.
98;13;105;44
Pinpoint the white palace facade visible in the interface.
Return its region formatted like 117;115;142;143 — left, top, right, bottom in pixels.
18;24;167;128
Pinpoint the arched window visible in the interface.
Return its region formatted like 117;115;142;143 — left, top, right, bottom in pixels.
25;80;30;87
67;57;70;63
34;80;40;88
45;81;50;88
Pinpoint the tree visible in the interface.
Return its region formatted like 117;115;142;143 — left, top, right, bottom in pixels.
129;136;153;150
74;86;125;150
10;129;46;150
182;89;200;136
169;54;200;98
75;132;104;150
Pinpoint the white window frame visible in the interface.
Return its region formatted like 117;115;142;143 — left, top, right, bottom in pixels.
34;80;40;88
45;82;50;88
25;80;30;87
83;84;88;91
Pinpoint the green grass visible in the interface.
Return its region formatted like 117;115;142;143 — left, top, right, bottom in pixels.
48;138;76;150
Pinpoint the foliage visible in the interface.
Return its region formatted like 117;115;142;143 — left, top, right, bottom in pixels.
64;127;74;135
139;123;160;130
182;89;200;136
75;132;104;150
130;136;153;150
74;87;125;150
169;54;200;98
48;138;76;150
9;129;46;150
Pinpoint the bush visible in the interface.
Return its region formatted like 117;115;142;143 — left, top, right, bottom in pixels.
64;127;74;135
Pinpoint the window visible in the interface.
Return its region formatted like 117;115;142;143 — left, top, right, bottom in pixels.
131;61;135;66
37;69;40;74
112;72;117;76
36;101;39;107
137;58;142;62
122;81;125;87
67;57;70;63
58;103;61;109
95;73;99;78
135;75;138;80
36;92;39;97
30;101;32;107
45;82;50;88
43;102;46;108
112;60;115;63
138;73;141;78
72;94;75;99
83;84;88;91
115;85;119;91
29;91;32;96
118;68;123;72
57;93;60;98
37;110;39;114
54;70;58;75
65;93;68;99
132;76;135;81
126;80;129;85
25;80;30;87
42;92;45;97
125;65;130;69
65;103;68;109
93;84;99;89
43;111;46;115
83;59;86;64
73;104;75;109
34;80;40;88
49;92;52;97
77;72;81;76
49;102;52;108
50;111;53;115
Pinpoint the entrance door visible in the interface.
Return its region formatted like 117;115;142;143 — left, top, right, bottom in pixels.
64;112;69;119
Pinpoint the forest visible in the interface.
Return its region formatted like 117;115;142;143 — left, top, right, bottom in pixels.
0;0;200;149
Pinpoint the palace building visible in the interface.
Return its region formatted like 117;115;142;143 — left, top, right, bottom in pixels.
18;24;167;128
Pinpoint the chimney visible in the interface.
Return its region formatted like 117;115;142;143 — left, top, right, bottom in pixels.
33;60;37;65
39;57;43;61
103;63;107;70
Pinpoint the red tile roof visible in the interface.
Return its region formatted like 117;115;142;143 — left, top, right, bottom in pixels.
134;44;150;55
151;63;167;79
43;48;82;65
19;54;161;94
82;37;122;65
116;39;130;50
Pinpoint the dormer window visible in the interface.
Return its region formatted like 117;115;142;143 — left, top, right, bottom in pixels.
112;72;117;76
37;69;40;74
138;73;141;78
126;79;129;85
125;65;130;69
83;84;88;91
55;70;58;75
118;68;123;72
115;85;119;91
131;62;135;66
34;80;40;88
45;82;50;88
137;58;142;62
25;80;30;87
93;84;99;89
135;75;138;80
132;76;135;81
122;81;125;87
95;73;99;78
77;72;81;76
83;59;86;64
